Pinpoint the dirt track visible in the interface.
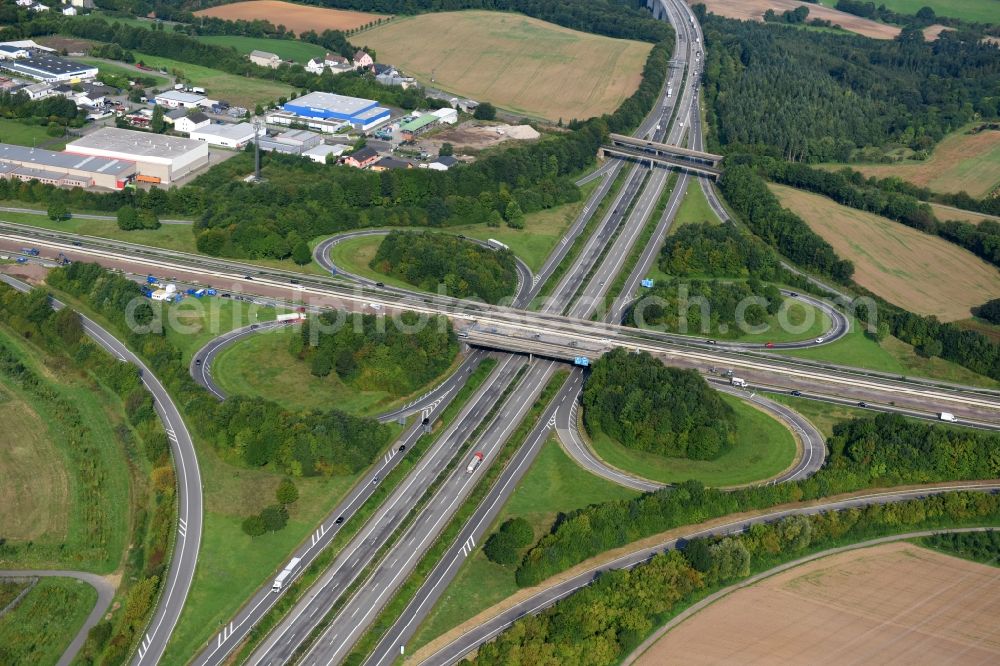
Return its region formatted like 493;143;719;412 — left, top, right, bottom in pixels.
637;541;1000;665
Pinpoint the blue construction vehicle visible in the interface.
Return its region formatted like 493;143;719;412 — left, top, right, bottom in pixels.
573;356;590;367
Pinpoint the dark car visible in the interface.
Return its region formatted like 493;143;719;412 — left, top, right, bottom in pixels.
290;279;300;285
195;358;202;365
221;293;231;298
706;339;717;345
790;390;801;397
335;516;344;524
244;275;253;280
375;282;385;288
250;324;259;330
398;445;406;452
71;241;82;246
457;234;466;239
789;292;799;298
858;401;868;408
372;475;379;485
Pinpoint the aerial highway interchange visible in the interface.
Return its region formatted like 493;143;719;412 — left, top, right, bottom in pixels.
0;0;998;664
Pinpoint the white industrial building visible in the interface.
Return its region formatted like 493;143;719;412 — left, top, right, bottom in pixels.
154;90;207;109
0;51;97;83
64;128;209;184
188;122;256;149
431;107;458;124
302;143;347;164
174;112;211;134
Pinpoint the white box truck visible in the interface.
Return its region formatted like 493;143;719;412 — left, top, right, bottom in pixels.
730;377;748;388
272;556;302;592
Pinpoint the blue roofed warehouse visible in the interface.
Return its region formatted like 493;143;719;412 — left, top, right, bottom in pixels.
282;91;390;131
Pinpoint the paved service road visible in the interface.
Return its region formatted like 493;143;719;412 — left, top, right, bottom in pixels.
0;570;115;666
418;482;1000;665
0;274;201;666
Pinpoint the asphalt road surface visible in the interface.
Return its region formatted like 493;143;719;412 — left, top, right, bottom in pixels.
0;569;115;666
418;482;1000;665
0;273;201;666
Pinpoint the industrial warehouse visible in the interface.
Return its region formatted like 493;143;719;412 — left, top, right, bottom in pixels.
0;143;135;189
64;128;209;184
280;91;390;131
0;51;98;83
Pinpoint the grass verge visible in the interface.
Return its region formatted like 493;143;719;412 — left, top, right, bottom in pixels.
0;576;97;665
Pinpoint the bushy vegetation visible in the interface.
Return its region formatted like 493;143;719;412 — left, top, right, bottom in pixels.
659;222;781;279
46;262;395;476
292;309;457;395
699;9;1000;162
718;164;854;282
0;88;84;130
371;232;518;304
582;349;735;460
477;492;1000;665
633;277;783;337
973;299;1000;325
483;517;534;566
515;413;1000;586
921;530;1000;565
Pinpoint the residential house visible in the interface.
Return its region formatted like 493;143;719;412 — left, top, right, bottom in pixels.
375;68;416;89
249;50;281;69
15;0;33;6
425;155;458;171
30;3;49;11
370;156;413;172
342;146;379;169
305;53;352;75
62;6;77;15
174;111;211;134
163;108;186;125
353;50;374;70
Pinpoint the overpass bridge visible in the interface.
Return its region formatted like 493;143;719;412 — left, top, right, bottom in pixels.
608;133;723;164
599;144;722;178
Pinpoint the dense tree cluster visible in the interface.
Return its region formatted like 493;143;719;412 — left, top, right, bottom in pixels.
632;277;782;338
293;309;457;396
718;164;854;282
699;12;1000;162
972;298;1000;325
921;530;1000;564
371;232;518;303
582;349;735;460
478;492;1000;665
45;262;395;476
483;518;534;566
0;88;83;133
658;222;780;279
515;412;1000;586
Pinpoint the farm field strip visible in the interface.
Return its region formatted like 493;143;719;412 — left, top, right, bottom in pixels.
194;0;386;33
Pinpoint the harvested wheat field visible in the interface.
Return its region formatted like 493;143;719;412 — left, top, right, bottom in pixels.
771;184;1000;321
194;1;386;33
690;0;902;38
359;11;651;121
845;127;1000;199
637;541;1000;666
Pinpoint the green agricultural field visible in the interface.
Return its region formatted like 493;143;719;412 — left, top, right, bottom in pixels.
79;59;169;87
210;325;463;416
0;577;97;666
586;392;797;487
868;0;1000;23
781;317;999;388
408;434;638;651
127;52;296;108
0;118;67;150
0;328;131;573
196;35;327;64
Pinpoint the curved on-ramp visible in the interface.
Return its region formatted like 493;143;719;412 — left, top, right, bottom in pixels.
0;569;115;666
417;482;1000;665
0;273;201;666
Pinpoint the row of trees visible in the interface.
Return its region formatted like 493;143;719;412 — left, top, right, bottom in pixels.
0;283;175;665
582;349;736;460
475;492;1000;665
515;412;1000;586
717;164;855;282
371;232;518;304
292;309;458;395
699;11;1000;162
46;262;396;476
760;159;1000;268
658;221;781;280
920;530;1000;564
